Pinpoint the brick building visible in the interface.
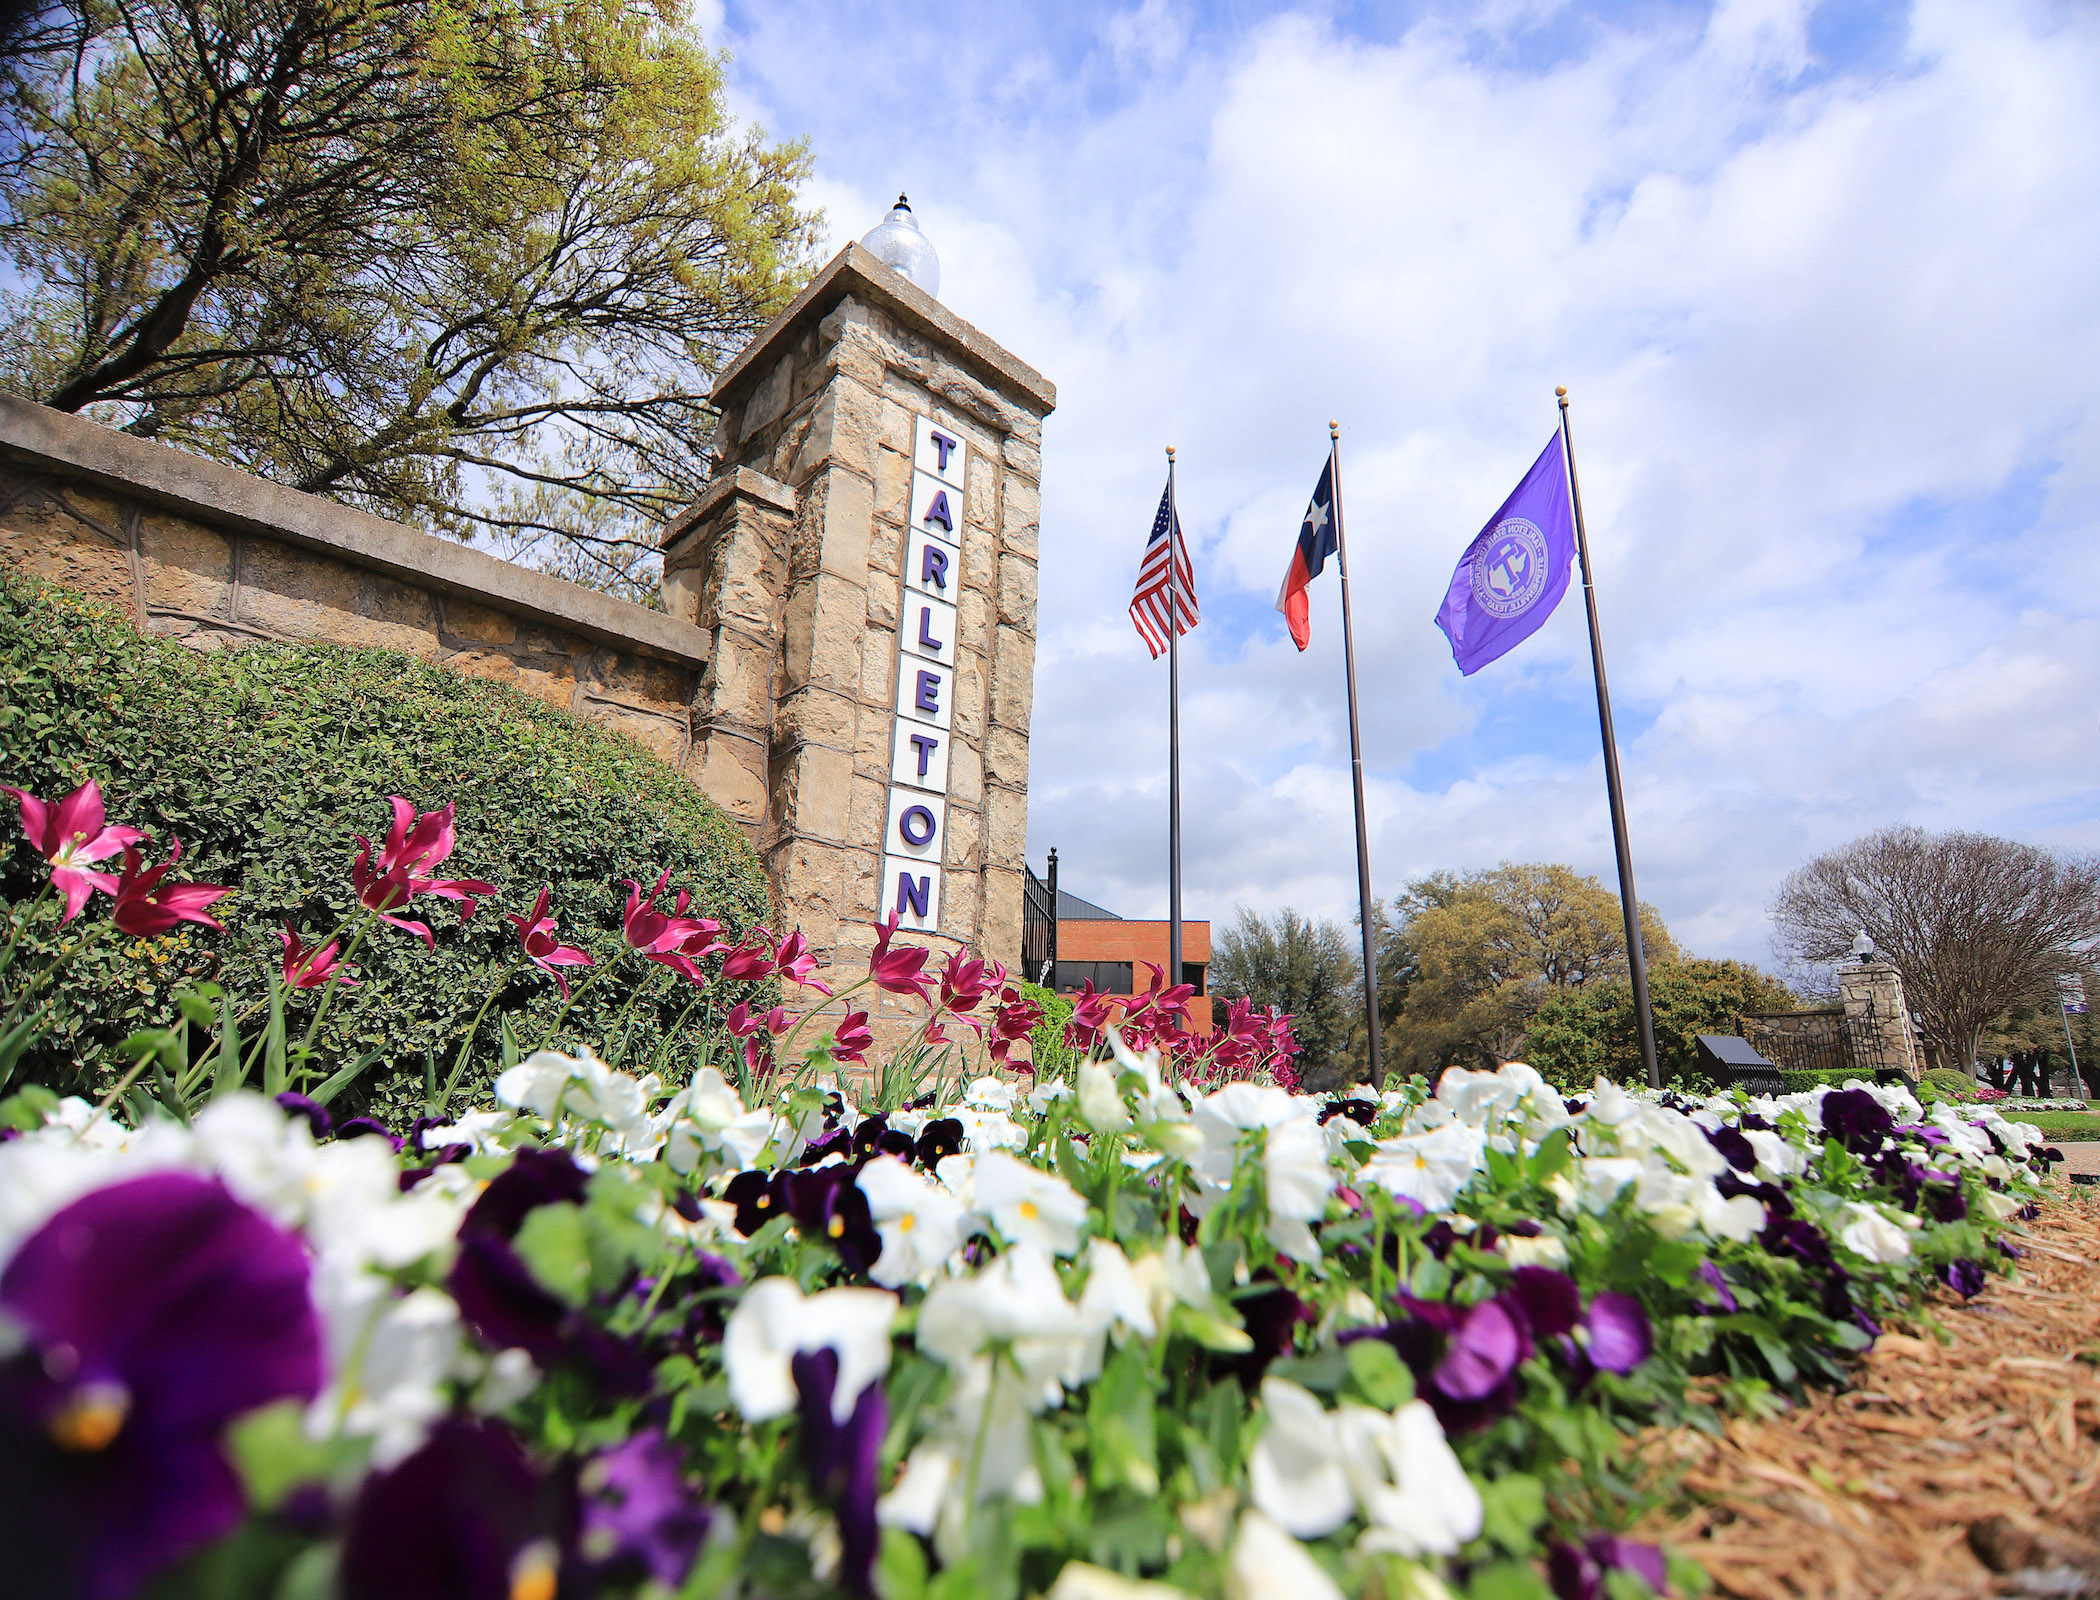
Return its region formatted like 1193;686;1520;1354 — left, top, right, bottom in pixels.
1052;888;1213;1032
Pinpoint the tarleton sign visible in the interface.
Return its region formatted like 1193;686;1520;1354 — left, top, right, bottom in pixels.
884;416;967;931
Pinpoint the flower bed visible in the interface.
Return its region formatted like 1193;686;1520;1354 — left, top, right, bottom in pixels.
0;783;2061;1600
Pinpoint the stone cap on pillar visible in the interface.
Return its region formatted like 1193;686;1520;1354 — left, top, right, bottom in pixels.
710;242;1057;419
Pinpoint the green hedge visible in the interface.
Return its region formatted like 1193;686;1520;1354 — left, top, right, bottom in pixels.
1776;1067;1909;1094
0;573;775;1122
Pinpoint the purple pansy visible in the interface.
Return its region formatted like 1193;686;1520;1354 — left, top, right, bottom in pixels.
1692;1261;1738;1314
1550;1533;1671;1599
340;1417;575;1600
1704;1125;1757;1172
793;1349;887;1595
1819;1089;1894;1156
1941;1259;1988;1300
0;1173;323;1600
577;1429;712;1588
274;1091;332;1138
1581;1293;1653;1375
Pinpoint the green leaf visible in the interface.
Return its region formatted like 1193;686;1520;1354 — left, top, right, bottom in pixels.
1271;1345;1350;1394
514;1202;592;1306
226;1399;335;1511
1342;1338;1414;1411
1528;1126;1573;1183
1465;1559;1554;1600
875;1528;927;1600
1086;1342;1160;1495
308;1048;383;1108
1476;1472;1546;1556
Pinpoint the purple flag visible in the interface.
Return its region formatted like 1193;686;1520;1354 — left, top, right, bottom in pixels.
1435;434;1576;676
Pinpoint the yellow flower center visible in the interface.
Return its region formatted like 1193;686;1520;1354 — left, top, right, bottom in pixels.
50;1383;129;1452
827;1215;845;1238
1414;1155;1429;1170
509;1541;559;1600
1019;1200;1039;1221
897;1213;916;1232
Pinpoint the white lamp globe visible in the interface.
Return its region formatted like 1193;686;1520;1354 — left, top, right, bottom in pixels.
860;194;940;298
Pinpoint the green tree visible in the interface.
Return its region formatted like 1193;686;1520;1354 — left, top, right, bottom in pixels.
1771;827;2100;1077
1526;957;1798;1091
1210;906;1362;1093
0;0;818;597
1382;862;1677;1079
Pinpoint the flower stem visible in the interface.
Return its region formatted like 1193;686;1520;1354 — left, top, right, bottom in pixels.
0;880;56;993
535;948;626;1050
295;913;378;1061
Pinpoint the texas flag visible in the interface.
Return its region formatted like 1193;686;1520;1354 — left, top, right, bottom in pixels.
1276;459;1339;651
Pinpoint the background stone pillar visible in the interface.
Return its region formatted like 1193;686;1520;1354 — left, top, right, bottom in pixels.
662;243;1054;1008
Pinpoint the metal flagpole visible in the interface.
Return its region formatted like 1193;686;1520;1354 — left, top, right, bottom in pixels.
1328;423;1386;1088
2060;994;2083;1097
1166;447;1184;994
1556;387;1661;1090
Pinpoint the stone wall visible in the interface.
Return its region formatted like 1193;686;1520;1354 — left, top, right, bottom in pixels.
0;394;711;776
0;242;1054;1011
662;243;1053;1015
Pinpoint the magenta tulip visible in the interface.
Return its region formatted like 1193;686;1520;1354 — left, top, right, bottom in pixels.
279;926;357;990
351;798;495;948
507;887;594;999
1;780;146;922
109;840;230;938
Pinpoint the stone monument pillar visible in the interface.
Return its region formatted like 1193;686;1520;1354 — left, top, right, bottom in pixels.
1839;958;1925;1078
660;243;1054;1009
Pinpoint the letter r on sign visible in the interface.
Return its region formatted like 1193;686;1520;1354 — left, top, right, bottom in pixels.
920;544;949;590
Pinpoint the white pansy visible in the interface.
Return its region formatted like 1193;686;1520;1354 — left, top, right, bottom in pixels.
1583;1078;1643;1128
1077;1237;1157;1364
877;1442;958;1534
1190;1083;1335;1261
1247;1377;1353;1538
1574;1157;1643;1212
933;1152;977;1205
496;1047;664;1151
1432;1066;1525;1129
1077;1058;1132;1132
961;1074;1019;1112
1047;1561;1194;1600
1744;1128;1804;1180
722;1277;896;1423
307;1276;461;1466
1336;1399;1482;1558
856;1154;969;1287
973;1149;1089;1255
1839;1201;1913;1264
416;1108;512;1154
918;1242;1089;1403
1498;1232;1570;1270
663;1067;767;1178
1979;1189;2023;1222
1360;1123;1486;1214
1129;1237;1219;1332
1028;1080;1076;1116
1227;1509;1345;1600
955;1107;1028;1155
1858;1081;1923;1123
1694;1184;1767;1244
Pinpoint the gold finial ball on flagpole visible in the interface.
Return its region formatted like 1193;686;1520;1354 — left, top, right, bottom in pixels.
1166;445;1176;461
1555;385;1568;398
1328;419;1339;434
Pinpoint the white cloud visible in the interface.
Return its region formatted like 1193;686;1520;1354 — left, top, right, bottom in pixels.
714;0;2100;969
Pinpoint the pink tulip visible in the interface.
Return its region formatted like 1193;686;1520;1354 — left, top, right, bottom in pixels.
619;872;718;983
988;985;1043;1063
1;780;146;922
111;840;231;938
936;952;998;1015
717;929;777;983
506;887;594;999
866;914;934;1005
833;1010;874;1064
279;926;357;990
351;799;496;948
726;1001;790;1039
771;930;834;995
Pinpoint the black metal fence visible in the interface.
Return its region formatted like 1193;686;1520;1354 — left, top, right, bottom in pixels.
1022;848;1057;989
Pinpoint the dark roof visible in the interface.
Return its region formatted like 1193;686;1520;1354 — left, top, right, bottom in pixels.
1056;889;1120;921
1694;1033;1776;1068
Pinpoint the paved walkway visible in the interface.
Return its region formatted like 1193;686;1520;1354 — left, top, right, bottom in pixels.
2054;1141;2100;1178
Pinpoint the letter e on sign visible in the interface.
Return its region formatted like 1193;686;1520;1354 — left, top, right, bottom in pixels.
896;655;953;731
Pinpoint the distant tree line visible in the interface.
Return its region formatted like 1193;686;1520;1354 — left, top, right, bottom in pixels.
1211;826;2100;1094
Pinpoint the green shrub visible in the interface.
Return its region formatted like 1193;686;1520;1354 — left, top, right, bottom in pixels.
1775;1067;1909;1094
1923;1067;1972;1096
1023;981;1075;1081
0;572;775;1122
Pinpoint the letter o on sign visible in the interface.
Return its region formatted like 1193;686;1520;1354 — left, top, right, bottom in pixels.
898;804;937;849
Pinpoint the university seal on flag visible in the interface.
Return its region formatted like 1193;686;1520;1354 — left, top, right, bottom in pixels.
1470;517;1550;618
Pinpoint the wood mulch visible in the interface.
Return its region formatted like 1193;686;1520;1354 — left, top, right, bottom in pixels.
1640;1189;2100;1599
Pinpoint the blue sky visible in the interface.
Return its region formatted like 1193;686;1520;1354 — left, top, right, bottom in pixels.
702;0;2100;973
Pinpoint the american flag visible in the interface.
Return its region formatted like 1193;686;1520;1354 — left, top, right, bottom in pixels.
1129;480;1198;659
